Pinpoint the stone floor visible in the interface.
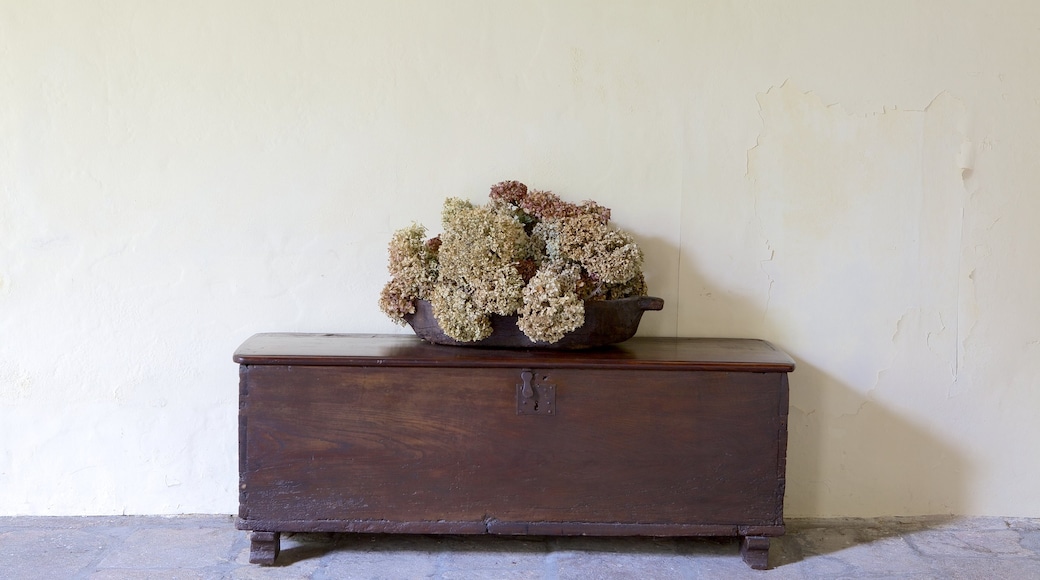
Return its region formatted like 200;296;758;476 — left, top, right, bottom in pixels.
1;515;1039;579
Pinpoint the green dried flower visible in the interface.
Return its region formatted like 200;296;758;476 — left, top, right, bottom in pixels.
437;197;528;317
605;271;648;301
533;213;643;285
429;281;492;342
517;262;585;343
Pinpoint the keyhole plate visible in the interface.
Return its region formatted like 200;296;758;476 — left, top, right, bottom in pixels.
517;381;556;416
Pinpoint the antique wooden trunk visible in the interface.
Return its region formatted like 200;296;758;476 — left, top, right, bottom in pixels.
235;334;794;569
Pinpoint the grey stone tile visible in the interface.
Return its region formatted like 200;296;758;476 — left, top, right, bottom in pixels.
0;516;105;530
553;550;691;580
97;526;237;569
788;525;887;556
316;547;440;580
684;553;768;580
440;565;543;580
797;531;936;577
309;544;436;580
228;539;324;579
0;529;110;580
89;570;209;580
544;536;709;579
120;514;236;528
1005;517;1040;532
1;516;1039;579
892;515;1010;532
1019;529;1040;555
0;514;230;531
907;529;1035;558
952;517;1021;531
230;531;338;566
936;557;1040;580
768;555;856;579
228;559;322;580
788;515;987;536
770;534;807;566
438;538;547;579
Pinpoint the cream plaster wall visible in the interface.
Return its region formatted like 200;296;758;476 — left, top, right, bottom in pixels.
2;1;1038;517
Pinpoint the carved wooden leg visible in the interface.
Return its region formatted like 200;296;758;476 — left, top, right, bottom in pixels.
740;535;770;570
249;531;280;565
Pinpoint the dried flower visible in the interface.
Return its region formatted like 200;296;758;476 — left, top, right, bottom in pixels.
378;278;418;324
429;281;492;342
378;223;438;324
489;180;528;205
517;262;585;343
378;181;648;343
533;213;643;284
437;198;529;316
515;258;538;283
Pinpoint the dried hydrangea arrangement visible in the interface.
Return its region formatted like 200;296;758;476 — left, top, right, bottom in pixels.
379;181;648;344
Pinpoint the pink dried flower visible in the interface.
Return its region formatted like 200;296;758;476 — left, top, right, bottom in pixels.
510;189;611;225
378;223;439;324
489;180;529;205
425;235;442;253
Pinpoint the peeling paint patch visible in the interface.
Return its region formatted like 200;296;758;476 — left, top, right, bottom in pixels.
0;366;33;403
747;81;967;405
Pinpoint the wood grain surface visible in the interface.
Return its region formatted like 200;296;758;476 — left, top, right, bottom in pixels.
236;334;792;568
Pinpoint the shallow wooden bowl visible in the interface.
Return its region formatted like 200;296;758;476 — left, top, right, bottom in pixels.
404;296;664;349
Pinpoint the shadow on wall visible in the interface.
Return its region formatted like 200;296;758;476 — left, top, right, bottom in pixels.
677;258;967;519
629;233;681;339
786;360;967;518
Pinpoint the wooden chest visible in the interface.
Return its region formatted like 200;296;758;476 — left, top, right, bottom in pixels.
235;334;794;569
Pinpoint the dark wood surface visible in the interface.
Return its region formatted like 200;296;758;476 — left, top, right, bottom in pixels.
234;333;796;372
236;334;793;570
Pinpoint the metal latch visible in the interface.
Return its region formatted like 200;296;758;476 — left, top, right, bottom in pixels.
517;369;556;416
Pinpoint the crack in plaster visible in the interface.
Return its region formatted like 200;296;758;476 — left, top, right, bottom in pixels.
837;399;871;421
925;310;948;354
746;125;776;321
867;310;916;401
750;82;974;406
952;101;979;390
955;264;978;399
760;243;775;322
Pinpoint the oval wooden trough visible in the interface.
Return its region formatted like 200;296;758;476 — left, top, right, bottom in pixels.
404;296;665;349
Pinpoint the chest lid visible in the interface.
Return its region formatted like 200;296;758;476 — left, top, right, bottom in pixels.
234;333;794;372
